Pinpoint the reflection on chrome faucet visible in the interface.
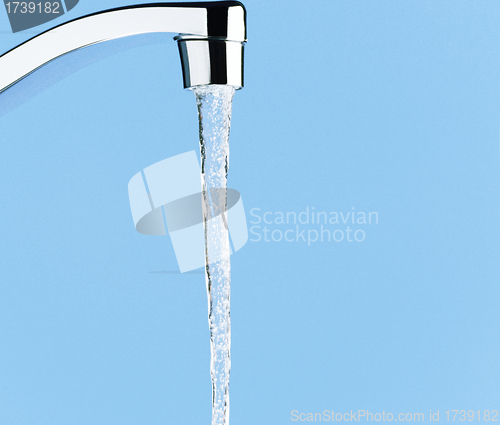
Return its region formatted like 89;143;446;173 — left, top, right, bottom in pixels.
0;1;246;94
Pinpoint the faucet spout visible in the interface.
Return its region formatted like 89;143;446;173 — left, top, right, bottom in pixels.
0;1;246;93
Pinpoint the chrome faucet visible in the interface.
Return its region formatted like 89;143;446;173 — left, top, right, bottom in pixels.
0;1;246;94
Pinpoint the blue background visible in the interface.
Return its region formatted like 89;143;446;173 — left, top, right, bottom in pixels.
0;1;499;424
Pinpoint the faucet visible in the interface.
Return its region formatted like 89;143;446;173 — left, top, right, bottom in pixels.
0;1;246;94
0;4;245;423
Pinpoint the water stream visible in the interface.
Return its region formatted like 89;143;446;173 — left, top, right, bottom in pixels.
194;85;235;425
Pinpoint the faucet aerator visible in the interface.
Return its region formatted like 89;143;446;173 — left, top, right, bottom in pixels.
177;38;244;89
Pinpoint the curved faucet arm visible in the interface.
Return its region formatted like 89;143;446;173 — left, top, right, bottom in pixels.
0;1;246;93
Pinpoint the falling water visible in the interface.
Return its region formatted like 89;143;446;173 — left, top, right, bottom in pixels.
194;84;235;425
